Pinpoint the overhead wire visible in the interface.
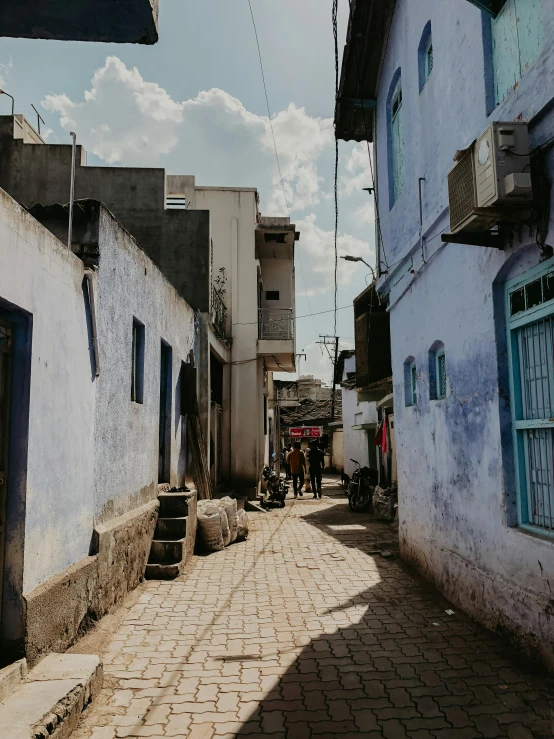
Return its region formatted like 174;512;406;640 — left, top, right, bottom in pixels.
344;0;390;275
332;0;339;338
247;0;319;339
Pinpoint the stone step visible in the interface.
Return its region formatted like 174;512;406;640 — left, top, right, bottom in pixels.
0;659;27;702
0;653;102;739
148;538;185;565
154;516;187;541
145;562;181;580
158;491;192;518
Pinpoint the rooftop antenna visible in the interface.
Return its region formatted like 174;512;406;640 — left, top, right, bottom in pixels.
31;104;45;135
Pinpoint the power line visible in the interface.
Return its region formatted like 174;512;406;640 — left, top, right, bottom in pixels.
247;0;319;338
232;302;354;326
332;0;339;338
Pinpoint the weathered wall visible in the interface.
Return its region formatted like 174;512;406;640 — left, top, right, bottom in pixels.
93;205;196;521
375;0;554;667
0;187;95;656
0;129;211;312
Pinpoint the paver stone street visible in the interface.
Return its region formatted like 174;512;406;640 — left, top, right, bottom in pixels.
72;477;554;739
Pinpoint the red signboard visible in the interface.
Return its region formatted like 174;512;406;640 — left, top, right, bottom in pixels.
289;426;322;438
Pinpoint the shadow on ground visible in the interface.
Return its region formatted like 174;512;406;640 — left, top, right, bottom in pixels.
234;494;554;738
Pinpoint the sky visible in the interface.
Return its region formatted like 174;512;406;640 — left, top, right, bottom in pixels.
0;0;376;384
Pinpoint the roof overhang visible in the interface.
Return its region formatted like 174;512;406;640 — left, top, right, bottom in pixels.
334;0;396;143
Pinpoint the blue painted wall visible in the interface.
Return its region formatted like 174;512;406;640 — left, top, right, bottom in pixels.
374;0;554;668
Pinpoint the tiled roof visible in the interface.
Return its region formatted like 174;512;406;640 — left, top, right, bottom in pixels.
280;393;342;427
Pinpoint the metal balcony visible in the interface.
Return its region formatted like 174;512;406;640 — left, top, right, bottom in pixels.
212;286;231;345
258;308;294;340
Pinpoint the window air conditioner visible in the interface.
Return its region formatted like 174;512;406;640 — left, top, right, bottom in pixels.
447;122;533;234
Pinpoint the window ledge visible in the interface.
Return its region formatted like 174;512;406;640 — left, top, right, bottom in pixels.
511;523;554;545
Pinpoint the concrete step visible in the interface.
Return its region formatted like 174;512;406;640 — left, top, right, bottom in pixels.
148;538;185;565
145;562;181;580
0;653;102;739
154;516;187;541
0;659;27;702
158;491;191;518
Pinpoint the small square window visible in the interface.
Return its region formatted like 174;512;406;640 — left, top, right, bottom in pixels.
266;291;280;301
131;318;145;404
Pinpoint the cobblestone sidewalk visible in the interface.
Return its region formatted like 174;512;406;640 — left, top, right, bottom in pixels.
74;478;553;739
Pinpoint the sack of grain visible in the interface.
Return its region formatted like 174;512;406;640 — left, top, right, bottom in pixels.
237;508;249;540
197;509;224;552
220;496;238;543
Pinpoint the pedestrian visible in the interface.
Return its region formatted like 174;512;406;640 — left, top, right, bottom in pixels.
287;442;305;498
307;441;325;499
282;446;291;479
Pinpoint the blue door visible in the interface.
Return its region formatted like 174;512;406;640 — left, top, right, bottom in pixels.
506;260;554;534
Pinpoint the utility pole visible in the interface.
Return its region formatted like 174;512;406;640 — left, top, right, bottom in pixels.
317;335;340;471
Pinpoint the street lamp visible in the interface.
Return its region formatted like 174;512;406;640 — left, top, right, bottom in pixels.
340;255;376;282
0;89;14;115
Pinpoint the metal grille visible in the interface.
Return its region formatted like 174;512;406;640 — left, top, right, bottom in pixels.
448;147;477;232
258;309;293;340
516;315;554;530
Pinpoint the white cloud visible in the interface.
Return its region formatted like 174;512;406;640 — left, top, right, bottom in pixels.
42;56;332;216
296;213;374;295
0;57;13;91
341;142;373;196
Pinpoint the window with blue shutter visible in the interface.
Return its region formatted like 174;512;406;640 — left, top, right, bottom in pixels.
491;0;543;104
404;357;417;407
429;341;447;400
418;22;434;92
390;80;405;205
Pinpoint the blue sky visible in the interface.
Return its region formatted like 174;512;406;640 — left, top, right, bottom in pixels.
0;0;376;382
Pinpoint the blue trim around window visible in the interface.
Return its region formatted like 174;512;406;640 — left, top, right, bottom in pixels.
505;257;554;539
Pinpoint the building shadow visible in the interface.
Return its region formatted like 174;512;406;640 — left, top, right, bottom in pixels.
232;500;554;738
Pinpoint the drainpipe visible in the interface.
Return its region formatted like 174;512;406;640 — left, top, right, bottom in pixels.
68;132;77;249
418;177;426;263
85;270;100;377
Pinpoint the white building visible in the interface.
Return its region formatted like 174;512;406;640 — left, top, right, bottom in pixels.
338;351;379;479
168;178;297;496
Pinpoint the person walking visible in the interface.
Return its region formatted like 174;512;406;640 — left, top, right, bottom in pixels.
287;442;305;498
282;446;291;480
307;441;325;499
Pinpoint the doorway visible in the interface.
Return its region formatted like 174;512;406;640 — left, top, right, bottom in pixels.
0;319;12;635
158;341;172;484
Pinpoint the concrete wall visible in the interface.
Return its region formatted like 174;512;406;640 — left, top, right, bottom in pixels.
0;126;211;312
0;192;198;663
374;0;554;668
0;187;95;658
93;204;196;521
260;258;293;310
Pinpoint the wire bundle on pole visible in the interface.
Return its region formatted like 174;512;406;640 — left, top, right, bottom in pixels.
332;0;339;338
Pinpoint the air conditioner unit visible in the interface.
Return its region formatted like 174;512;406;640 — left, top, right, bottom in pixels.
448;122;533;234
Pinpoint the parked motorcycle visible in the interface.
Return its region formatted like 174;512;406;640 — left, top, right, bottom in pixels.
261;465;288;508
347;459;378;512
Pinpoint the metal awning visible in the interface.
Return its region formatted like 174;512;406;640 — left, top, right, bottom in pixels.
334;0;396;142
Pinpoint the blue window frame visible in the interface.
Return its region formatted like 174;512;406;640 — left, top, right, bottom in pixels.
429;342;447;400
491;0;543;105
506;259;554;537
404;358;417;407
418;22;433;92
387;71;405;209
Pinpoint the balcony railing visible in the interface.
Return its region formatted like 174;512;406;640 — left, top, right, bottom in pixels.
212;286;231;345
258;308;294;340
